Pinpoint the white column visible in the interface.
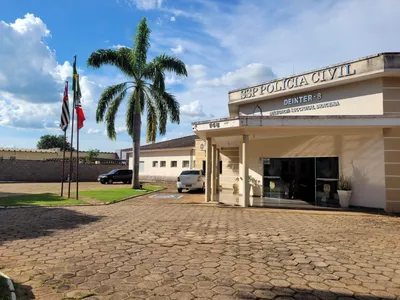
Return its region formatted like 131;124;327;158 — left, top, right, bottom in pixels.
216;148;220;195
205;137;212;202
211;144;217;201
189;149;193;169
241;135;250;207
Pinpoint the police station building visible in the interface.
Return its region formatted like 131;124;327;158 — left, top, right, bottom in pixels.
193;53;400;213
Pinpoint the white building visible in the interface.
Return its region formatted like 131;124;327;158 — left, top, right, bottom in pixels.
120;135;197;182
193;53;400;212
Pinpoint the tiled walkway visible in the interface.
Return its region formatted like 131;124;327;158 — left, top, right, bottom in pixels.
0;191;399;299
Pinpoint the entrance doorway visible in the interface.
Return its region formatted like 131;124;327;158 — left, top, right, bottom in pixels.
263;157;339;207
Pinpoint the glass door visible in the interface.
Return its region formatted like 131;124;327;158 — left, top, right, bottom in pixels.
263;158;283;199
263;158;316;202
315;157;339;207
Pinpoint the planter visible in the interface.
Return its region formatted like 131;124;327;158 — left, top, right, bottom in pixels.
337;190;352;208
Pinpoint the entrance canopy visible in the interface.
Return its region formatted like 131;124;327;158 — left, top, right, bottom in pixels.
193;115;400;141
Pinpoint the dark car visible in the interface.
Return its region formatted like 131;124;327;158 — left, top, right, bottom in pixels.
98;169;132;184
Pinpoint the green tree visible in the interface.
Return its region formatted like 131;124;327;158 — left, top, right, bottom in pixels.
85;149;100;163
37;134;73;150
87;18;187;189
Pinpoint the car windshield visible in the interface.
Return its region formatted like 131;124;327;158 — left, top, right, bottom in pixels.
180;170;200;175
107;169;119;175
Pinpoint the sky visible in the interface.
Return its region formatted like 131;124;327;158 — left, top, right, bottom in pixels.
1;0;400;152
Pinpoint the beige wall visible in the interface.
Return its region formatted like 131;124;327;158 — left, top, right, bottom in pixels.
382;78;400;212
0;150;117;160
194;140;206;169
130;149;195;178
0;150;57;160
234;130;386;209
383;128;400;212
194;140;239;190
239;79;383;117
220;148;239;190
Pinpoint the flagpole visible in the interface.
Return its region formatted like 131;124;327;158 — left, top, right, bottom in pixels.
61;130;67;197
68;56;77;198
60;80;69;197
76;93;79;200
67;105;75;198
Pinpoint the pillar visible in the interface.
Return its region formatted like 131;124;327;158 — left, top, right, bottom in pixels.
216;148;220;195
241;135;250;207
205;137;212;202
383;127;400;213
211;144;217;201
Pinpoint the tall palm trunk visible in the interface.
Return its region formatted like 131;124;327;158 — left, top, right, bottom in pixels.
131;111;141;189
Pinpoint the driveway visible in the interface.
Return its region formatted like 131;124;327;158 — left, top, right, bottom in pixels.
0;190;399;300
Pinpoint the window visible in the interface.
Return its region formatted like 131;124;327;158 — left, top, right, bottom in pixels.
152;161;158;167
193;160;196;168
182;160;190;168
139;161;144;172
160;161;166;167
171;161;177;168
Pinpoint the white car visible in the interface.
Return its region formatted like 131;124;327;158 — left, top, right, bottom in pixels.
177;169;205;193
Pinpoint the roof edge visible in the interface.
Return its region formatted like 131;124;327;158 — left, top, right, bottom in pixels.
229;52;394;94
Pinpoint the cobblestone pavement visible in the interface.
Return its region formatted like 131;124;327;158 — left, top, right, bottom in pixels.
0;191;399;300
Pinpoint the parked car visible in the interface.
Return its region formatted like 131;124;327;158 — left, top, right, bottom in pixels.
177;169;205;193
98;169;132;184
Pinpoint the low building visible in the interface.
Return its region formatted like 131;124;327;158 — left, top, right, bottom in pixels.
121;135;197;182
193;53;400;213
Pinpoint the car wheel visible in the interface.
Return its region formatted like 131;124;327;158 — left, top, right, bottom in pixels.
108;178;113;184
123;180;127;184
201;184;205;193
178;188;182;193
100;181;105;185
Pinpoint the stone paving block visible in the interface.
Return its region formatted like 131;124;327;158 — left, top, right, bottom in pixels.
0;190;399;300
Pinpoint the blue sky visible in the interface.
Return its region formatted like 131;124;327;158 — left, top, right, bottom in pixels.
1;0;400;152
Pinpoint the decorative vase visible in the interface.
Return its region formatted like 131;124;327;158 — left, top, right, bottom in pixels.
233;183;239;194
337;190;352;208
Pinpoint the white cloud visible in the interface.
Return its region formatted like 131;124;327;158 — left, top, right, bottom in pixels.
196;0;400;77
186;64;207;79
111;44;128;49
0;144;15;148
197;63;275;88
180;100;206;118
103;126;127;136
87;128;101;134
0;97;59;129
0;13;67;104
165;75;182;85
125;0;163;10
170;16;176;22
0;14;105;135
116;126;127;133
171;44;184;54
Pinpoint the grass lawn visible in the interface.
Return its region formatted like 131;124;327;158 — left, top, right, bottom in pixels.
0;193;87;207
79;185;164;203
0;275;11;300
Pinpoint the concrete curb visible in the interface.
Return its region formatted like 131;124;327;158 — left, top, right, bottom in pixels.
0;203;95;209
104;187;167;205
0;187;167;209
0;271;17;300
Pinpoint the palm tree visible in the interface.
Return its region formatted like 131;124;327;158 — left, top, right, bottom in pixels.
87;18;187;189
